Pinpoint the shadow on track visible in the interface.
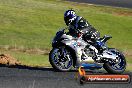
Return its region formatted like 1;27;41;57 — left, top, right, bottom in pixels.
0;64;78;72
0;64;130;75
0;64;102;73
0;64;107;74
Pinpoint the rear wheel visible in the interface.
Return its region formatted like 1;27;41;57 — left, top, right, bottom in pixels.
103;48;126;74
49;47;73;71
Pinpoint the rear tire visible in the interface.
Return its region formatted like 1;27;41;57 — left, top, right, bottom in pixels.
103;48;126;74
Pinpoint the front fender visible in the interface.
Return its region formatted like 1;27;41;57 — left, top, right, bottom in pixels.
52;42;77;67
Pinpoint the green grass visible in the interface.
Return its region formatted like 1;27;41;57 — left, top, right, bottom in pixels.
0;0;132;70
0;0;132;49
13;53;50;67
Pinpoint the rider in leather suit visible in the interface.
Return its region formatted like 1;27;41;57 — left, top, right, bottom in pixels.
64;10;101;48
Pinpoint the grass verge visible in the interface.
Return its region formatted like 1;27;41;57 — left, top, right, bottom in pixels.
0;0;131;71
0;50;50;67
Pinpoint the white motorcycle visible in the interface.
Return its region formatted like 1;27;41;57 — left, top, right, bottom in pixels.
49;28;126;74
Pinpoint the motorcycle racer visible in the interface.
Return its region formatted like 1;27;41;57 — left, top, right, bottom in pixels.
48;9;126;73
64;9;102;50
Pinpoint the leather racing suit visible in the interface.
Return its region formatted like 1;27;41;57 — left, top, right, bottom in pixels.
68;16;100;44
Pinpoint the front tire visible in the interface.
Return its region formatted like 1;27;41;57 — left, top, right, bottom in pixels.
49;47;73;71
103;48;126;74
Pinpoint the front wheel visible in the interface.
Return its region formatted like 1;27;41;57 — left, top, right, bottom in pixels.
49;47;73;71
103;48;126;74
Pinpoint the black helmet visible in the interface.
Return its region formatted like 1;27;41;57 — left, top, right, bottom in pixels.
64;10;77;26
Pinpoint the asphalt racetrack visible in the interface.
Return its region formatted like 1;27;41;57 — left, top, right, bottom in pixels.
0;65;131;88
67;0;132;8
